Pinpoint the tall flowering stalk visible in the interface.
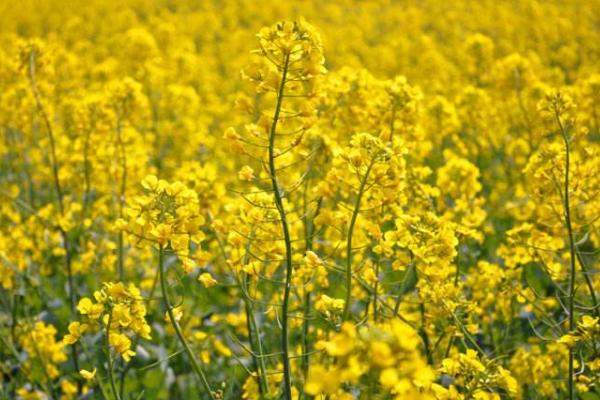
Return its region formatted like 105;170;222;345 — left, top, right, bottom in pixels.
540;90;578;400
231;20;325;398
63;282;151;400
21;40;82;381
117;176;215;399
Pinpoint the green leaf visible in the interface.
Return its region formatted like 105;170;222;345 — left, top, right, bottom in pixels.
581;392;600;400
143;368;164;389
522;263;553;296
399;263;418;296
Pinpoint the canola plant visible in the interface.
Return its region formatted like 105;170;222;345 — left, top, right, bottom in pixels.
0;1;599;399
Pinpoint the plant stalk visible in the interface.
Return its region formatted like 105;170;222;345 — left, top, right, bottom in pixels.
158;246;215;399
266;50;294;399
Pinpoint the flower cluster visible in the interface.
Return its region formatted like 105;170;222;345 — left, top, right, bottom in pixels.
436;349;518;399
18;322;67;381
117;175;207;273
64;282;151;362
305;321;435;399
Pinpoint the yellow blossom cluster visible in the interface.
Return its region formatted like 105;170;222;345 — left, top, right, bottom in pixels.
63;282;151;362
305;321;435;399
0;1;599;399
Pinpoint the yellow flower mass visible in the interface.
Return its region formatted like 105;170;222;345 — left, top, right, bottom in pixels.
0;0;599;399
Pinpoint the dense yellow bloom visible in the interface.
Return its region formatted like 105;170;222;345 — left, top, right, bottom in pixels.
314;294;345;323
118;175;208;274
1;1;599;399
307;321;435;398
64;281;150;363
76;298;103;320
439;349;518;398
18;322;67;381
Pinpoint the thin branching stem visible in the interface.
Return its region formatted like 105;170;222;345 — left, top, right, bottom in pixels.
555;109;576;400
267;50;294;399
116;110;127;281
158;246;215;400
27;49;81;384
105;309;122;400
342;159;375;321
575;248;600;318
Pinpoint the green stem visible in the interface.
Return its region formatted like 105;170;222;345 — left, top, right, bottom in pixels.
28;52;64;213
342;159;375;321
267;51;294;399
243;301;268;395
556;110;576;400
389;105;396;142
119;267;162;399
11;294;19;346
575;249;600;318
419;302;433;365
239;239;269;396
105;309;122;400
81;127;92;220
516;86;534;156
28;50;81;386
241;240;269;395
116;111;127;282
301;293;311;377
300;190;321;396
373;260;380;322
454;242;461;286
210;217;269;395
158;246;215;399
394;257;415;317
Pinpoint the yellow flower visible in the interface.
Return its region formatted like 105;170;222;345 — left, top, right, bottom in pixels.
79;368;97;380
151;223;172;245
362;266;378;286
238;165;255;181
579;315;599;330
109;332;136;362
558;334;578;347
16;387;45;400
198;272;217;288
167;306;183;323
63;321;89;345
212;338;232;357
141;174;158;190
60;379;78;399
304;250;322;267
19;322;67;380
77;297;103;320
305;364;341;395
105;282;129;301
380;368;399;388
